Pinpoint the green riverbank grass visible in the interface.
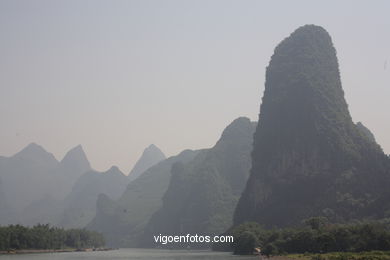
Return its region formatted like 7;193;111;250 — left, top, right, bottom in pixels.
286;251;390;260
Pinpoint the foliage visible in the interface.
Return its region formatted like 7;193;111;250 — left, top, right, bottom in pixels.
289;251;390;260
304;217;328;230
0;224;104;251
234;231;259;255
232;220;390;256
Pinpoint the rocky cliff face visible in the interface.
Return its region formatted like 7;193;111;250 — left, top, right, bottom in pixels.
141;117;256;247
234;25;390;227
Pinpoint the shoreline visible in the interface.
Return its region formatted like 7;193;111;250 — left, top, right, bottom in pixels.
0;248;116;255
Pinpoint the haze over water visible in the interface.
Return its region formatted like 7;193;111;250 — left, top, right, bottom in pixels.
0;249;256;260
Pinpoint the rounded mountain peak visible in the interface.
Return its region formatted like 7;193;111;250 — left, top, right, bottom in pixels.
274;25;332;55
220;117;254;138
16;142;47;156
216;117;256;147
259;24;353;144
13;142;58;165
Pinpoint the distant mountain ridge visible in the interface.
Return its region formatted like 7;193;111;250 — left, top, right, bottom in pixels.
53;144;92;200
88;149;198;247
0;142;168;228
13;142;58;165
0;143;92;225
140;117;256;248
59;166;128;228
87;118;256;248
128;144;166;182
60;145;91;177
0;143;60;213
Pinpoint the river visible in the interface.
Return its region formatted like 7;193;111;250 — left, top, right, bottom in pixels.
0;248;258;259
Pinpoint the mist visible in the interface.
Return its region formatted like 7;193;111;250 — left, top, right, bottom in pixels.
1;0;389;173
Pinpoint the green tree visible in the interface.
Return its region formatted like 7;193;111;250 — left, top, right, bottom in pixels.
234;231;259;255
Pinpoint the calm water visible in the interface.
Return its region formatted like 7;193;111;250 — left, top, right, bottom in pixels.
0;248;258;260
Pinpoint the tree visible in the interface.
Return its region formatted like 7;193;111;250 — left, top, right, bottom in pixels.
234;231;259;255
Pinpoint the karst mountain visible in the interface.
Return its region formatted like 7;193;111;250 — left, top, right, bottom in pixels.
234;25;390;228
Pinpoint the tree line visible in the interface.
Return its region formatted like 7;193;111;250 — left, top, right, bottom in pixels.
0;224;105;251
229;218;390;256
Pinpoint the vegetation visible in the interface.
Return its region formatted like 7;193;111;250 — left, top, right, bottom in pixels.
232;219;390;256
0;224;104;251
289;251;390;260
234;231;259;255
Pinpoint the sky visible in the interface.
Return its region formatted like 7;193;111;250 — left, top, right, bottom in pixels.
0;0;389;173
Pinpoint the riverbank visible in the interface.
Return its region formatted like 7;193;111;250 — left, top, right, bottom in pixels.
0;248;116;255
274;251;390;260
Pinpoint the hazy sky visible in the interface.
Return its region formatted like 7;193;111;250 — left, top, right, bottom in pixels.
1;0;389;173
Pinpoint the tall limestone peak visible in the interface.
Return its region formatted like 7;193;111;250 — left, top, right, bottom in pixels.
256;25;358;160
233;25;390;227
128;144;166;181
60;145;91;173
